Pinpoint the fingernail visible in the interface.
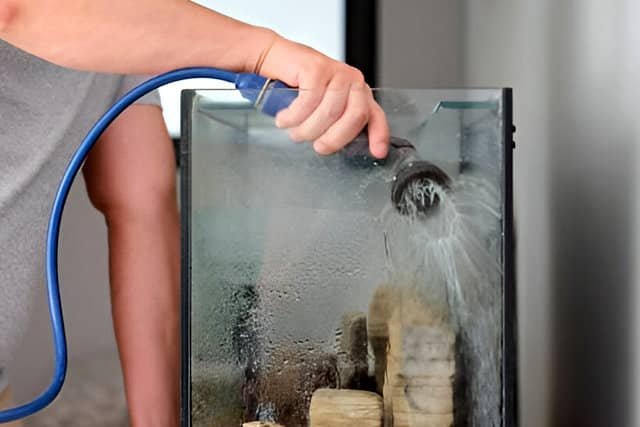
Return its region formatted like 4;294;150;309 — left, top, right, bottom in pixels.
372;142;389;159
313;141;330;155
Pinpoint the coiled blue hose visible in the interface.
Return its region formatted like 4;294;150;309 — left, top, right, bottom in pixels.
0;67;249;424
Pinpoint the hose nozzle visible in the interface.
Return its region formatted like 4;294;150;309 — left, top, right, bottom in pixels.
390;160;450;216
341;134;451;216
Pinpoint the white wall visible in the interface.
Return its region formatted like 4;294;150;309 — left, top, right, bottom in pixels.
378;0;463;88
463;1;640;426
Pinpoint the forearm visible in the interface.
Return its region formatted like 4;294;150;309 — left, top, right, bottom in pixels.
107;208;180;427
0;0;275;74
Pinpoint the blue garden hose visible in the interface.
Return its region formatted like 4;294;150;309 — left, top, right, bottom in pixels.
0;67;282;424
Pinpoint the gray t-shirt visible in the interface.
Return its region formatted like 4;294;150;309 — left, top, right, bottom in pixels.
0;40;161;389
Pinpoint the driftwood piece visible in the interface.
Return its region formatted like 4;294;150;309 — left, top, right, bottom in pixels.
368;285;400;394
309;389;383;427
384;291;455;427
336;312;370;389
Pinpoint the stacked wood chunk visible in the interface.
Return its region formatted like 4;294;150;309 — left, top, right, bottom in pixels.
336;312;370;389
385;295;455;427
368;285;400;394
309;389;383;427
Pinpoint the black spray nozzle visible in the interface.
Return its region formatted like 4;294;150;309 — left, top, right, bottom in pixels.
341;134;451;216
390;160;451;216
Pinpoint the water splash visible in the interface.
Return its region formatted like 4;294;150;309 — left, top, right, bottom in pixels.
382;173;503;426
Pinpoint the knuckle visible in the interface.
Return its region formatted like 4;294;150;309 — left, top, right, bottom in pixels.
327;76;348;90
300;87;323;105
303;59;330;82
350;80;368;95
299;69;319;90
327;104;344;121
311;87;326;101
351;109;369;127
313;55;331;69
348;66;365;82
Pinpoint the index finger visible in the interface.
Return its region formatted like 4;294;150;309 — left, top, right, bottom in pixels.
366;99;390;159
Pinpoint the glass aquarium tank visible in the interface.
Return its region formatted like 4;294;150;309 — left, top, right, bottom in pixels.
180;87;516;427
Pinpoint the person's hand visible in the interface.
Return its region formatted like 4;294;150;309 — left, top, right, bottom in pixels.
251;31;390;159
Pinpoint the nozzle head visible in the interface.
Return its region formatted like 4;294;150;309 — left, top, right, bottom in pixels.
391;161;451;216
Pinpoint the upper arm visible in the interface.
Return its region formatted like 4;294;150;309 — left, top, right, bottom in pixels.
0;1;17;32
0;0;72;66
83;104;176;215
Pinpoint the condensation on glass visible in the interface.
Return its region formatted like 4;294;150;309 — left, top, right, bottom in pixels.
181;88;515;427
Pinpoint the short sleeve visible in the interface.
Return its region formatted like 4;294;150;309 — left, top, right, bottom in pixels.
115;74;162;107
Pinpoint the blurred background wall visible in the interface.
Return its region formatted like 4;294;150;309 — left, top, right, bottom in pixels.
11;1;639;426
461;2;639;426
